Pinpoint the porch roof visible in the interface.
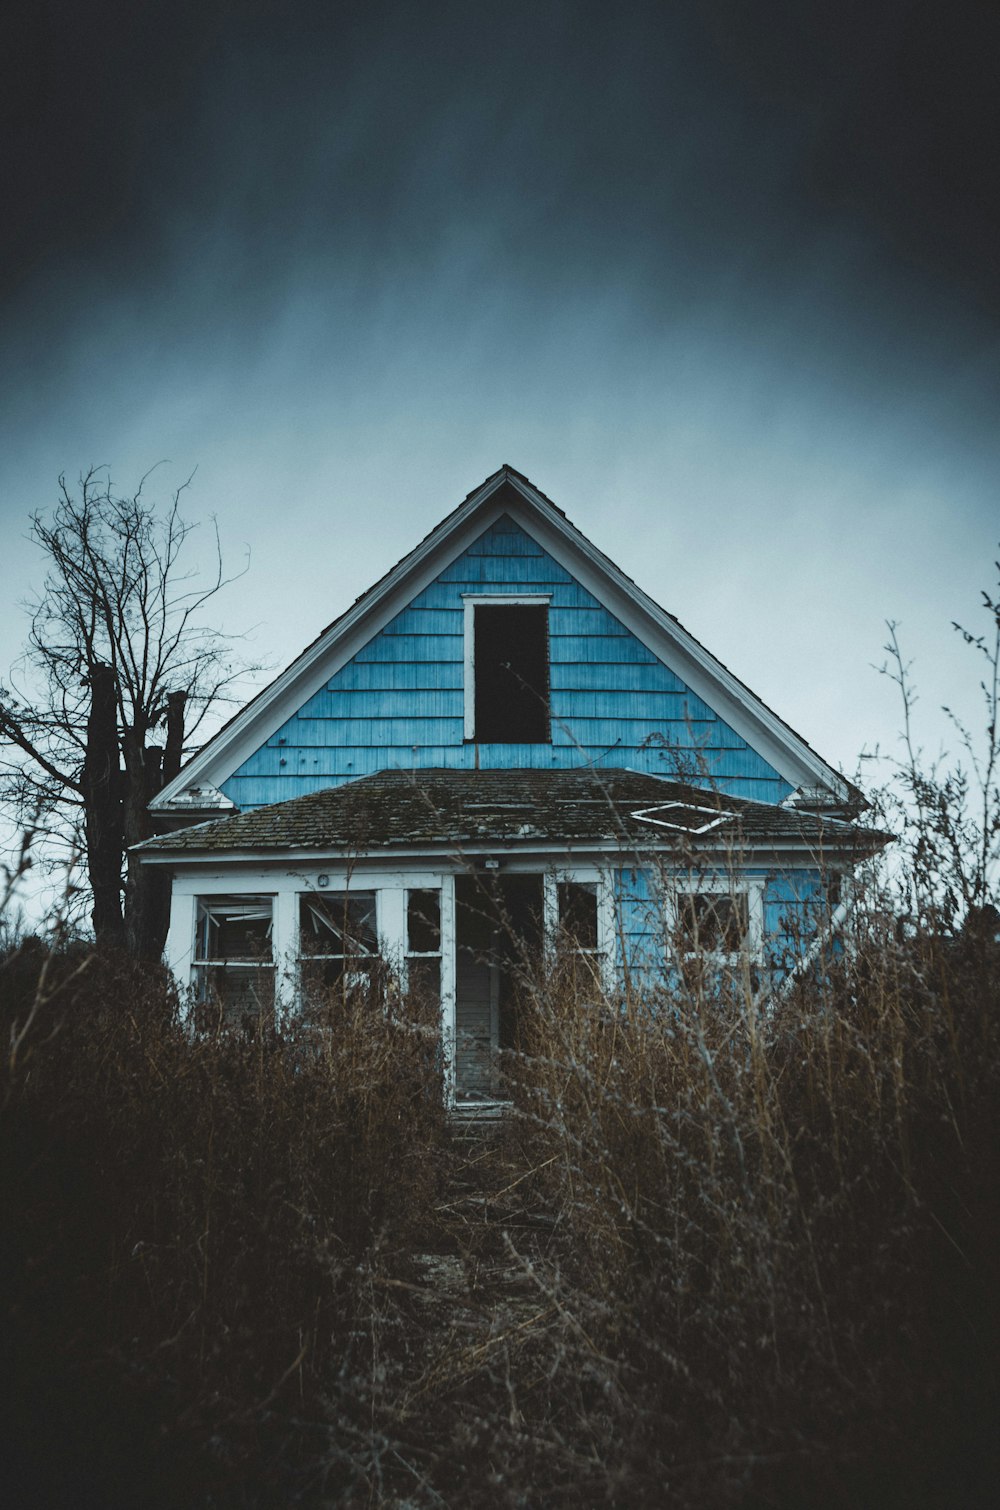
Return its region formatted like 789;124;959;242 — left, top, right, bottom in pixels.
136;768;888;860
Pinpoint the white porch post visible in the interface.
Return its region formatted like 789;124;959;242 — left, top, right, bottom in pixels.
271;885;299;1019
597;868;617;992
440;872;456;1105
542;871;558;957
164;890;197;1020
377;886;408;981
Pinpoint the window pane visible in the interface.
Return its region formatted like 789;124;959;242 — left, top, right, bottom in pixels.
407;889;441;953
474;604;549;743
299;892;378;957
557;881;599;950
194;964;275;1026
300;956;378;995
406;956;441;1008
679;892;749;954
196;898;273;962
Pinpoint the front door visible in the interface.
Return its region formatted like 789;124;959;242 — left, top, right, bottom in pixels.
454;873;543;1100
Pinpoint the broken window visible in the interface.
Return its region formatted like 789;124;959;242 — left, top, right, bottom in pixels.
193;896;275;1028
299;891;379;1005
677;891;751;957
406;888;442;1011
473;603;549;743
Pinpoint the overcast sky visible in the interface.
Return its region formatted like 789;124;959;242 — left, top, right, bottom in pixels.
2;0;999;814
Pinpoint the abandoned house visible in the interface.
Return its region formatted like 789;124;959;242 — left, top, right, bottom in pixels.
138;466;882;1104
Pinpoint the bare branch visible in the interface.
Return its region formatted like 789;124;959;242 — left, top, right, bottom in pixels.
3;466;257;956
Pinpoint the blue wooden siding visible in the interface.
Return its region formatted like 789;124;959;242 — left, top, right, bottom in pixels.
613;866;667;994
760;871;831;975
223;513;792;809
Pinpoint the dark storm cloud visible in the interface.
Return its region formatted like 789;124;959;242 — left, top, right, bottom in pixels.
6;0;1000;325
2;0;997;915
3;0;998;462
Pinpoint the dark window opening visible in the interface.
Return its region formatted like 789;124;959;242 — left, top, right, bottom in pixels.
557;881;599;952
196;897;273;963
678;892;750;956
405;889;442;1018
300;891;378;958
474;604;549;743
407;889;441;953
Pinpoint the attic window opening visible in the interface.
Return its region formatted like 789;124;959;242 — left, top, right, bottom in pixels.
466;599;550;744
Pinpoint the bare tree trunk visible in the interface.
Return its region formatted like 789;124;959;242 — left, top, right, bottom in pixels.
124;691;187;961
163;690;186;784
83;663;125;949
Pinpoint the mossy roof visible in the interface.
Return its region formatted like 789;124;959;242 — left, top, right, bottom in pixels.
137;768;888;859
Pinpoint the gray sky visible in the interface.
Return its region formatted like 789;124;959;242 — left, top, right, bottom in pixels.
2;0;998;811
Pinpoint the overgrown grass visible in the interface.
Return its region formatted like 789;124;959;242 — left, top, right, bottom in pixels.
3;908;997;1508
1;958;447;1507
497;915;1000;1507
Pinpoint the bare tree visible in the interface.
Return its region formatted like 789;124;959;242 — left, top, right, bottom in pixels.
0;467;256;958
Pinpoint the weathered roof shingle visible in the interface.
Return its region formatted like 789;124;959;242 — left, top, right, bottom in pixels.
137;768;888;859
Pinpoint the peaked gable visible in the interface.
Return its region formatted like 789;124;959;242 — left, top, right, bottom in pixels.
223;513;789;807
151;467;853;814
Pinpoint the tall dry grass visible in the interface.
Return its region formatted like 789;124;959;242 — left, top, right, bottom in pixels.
1;953;446;1507
3;889;997;1507
486;907;999;1508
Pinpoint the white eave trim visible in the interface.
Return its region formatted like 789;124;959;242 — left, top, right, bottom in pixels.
151;469;849;811
135;832;871;868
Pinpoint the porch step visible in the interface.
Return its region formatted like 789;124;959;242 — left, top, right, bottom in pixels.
449;1098;510;1126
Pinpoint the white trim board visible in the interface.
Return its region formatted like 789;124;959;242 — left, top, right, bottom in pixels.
151;467;851;812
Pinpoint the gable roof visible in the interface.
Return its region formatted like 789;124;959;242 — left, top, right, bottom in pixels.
139;767;884;862
151;465;857;814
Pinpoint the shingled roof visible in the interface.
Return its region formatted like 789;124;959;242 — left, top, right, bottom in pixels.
137;768;887;860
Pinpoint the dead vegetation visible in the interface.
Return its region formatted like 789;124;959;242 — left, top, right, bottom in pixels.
2;899;997;1509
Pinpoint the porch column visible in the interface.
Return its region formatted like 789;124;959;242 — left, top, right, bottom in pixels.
377;887;407;976
271;885;299;1018
596;868;617;993
440;872;456;1105
164;890;197;1018
542;871;558;959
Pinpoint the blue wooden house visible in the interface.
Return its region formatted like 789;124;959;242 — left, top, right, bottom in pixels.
140;466;881;1102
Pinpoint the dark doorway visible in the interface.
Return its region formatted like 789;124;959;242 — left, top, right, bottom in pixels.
454;872;543;1099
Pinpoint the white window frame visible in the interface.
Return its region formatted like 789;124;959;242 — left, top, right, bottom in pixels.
667;876;764;964
543;867;615;990
403;885;444;1000
461;593;552;742
192;894;277;1020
